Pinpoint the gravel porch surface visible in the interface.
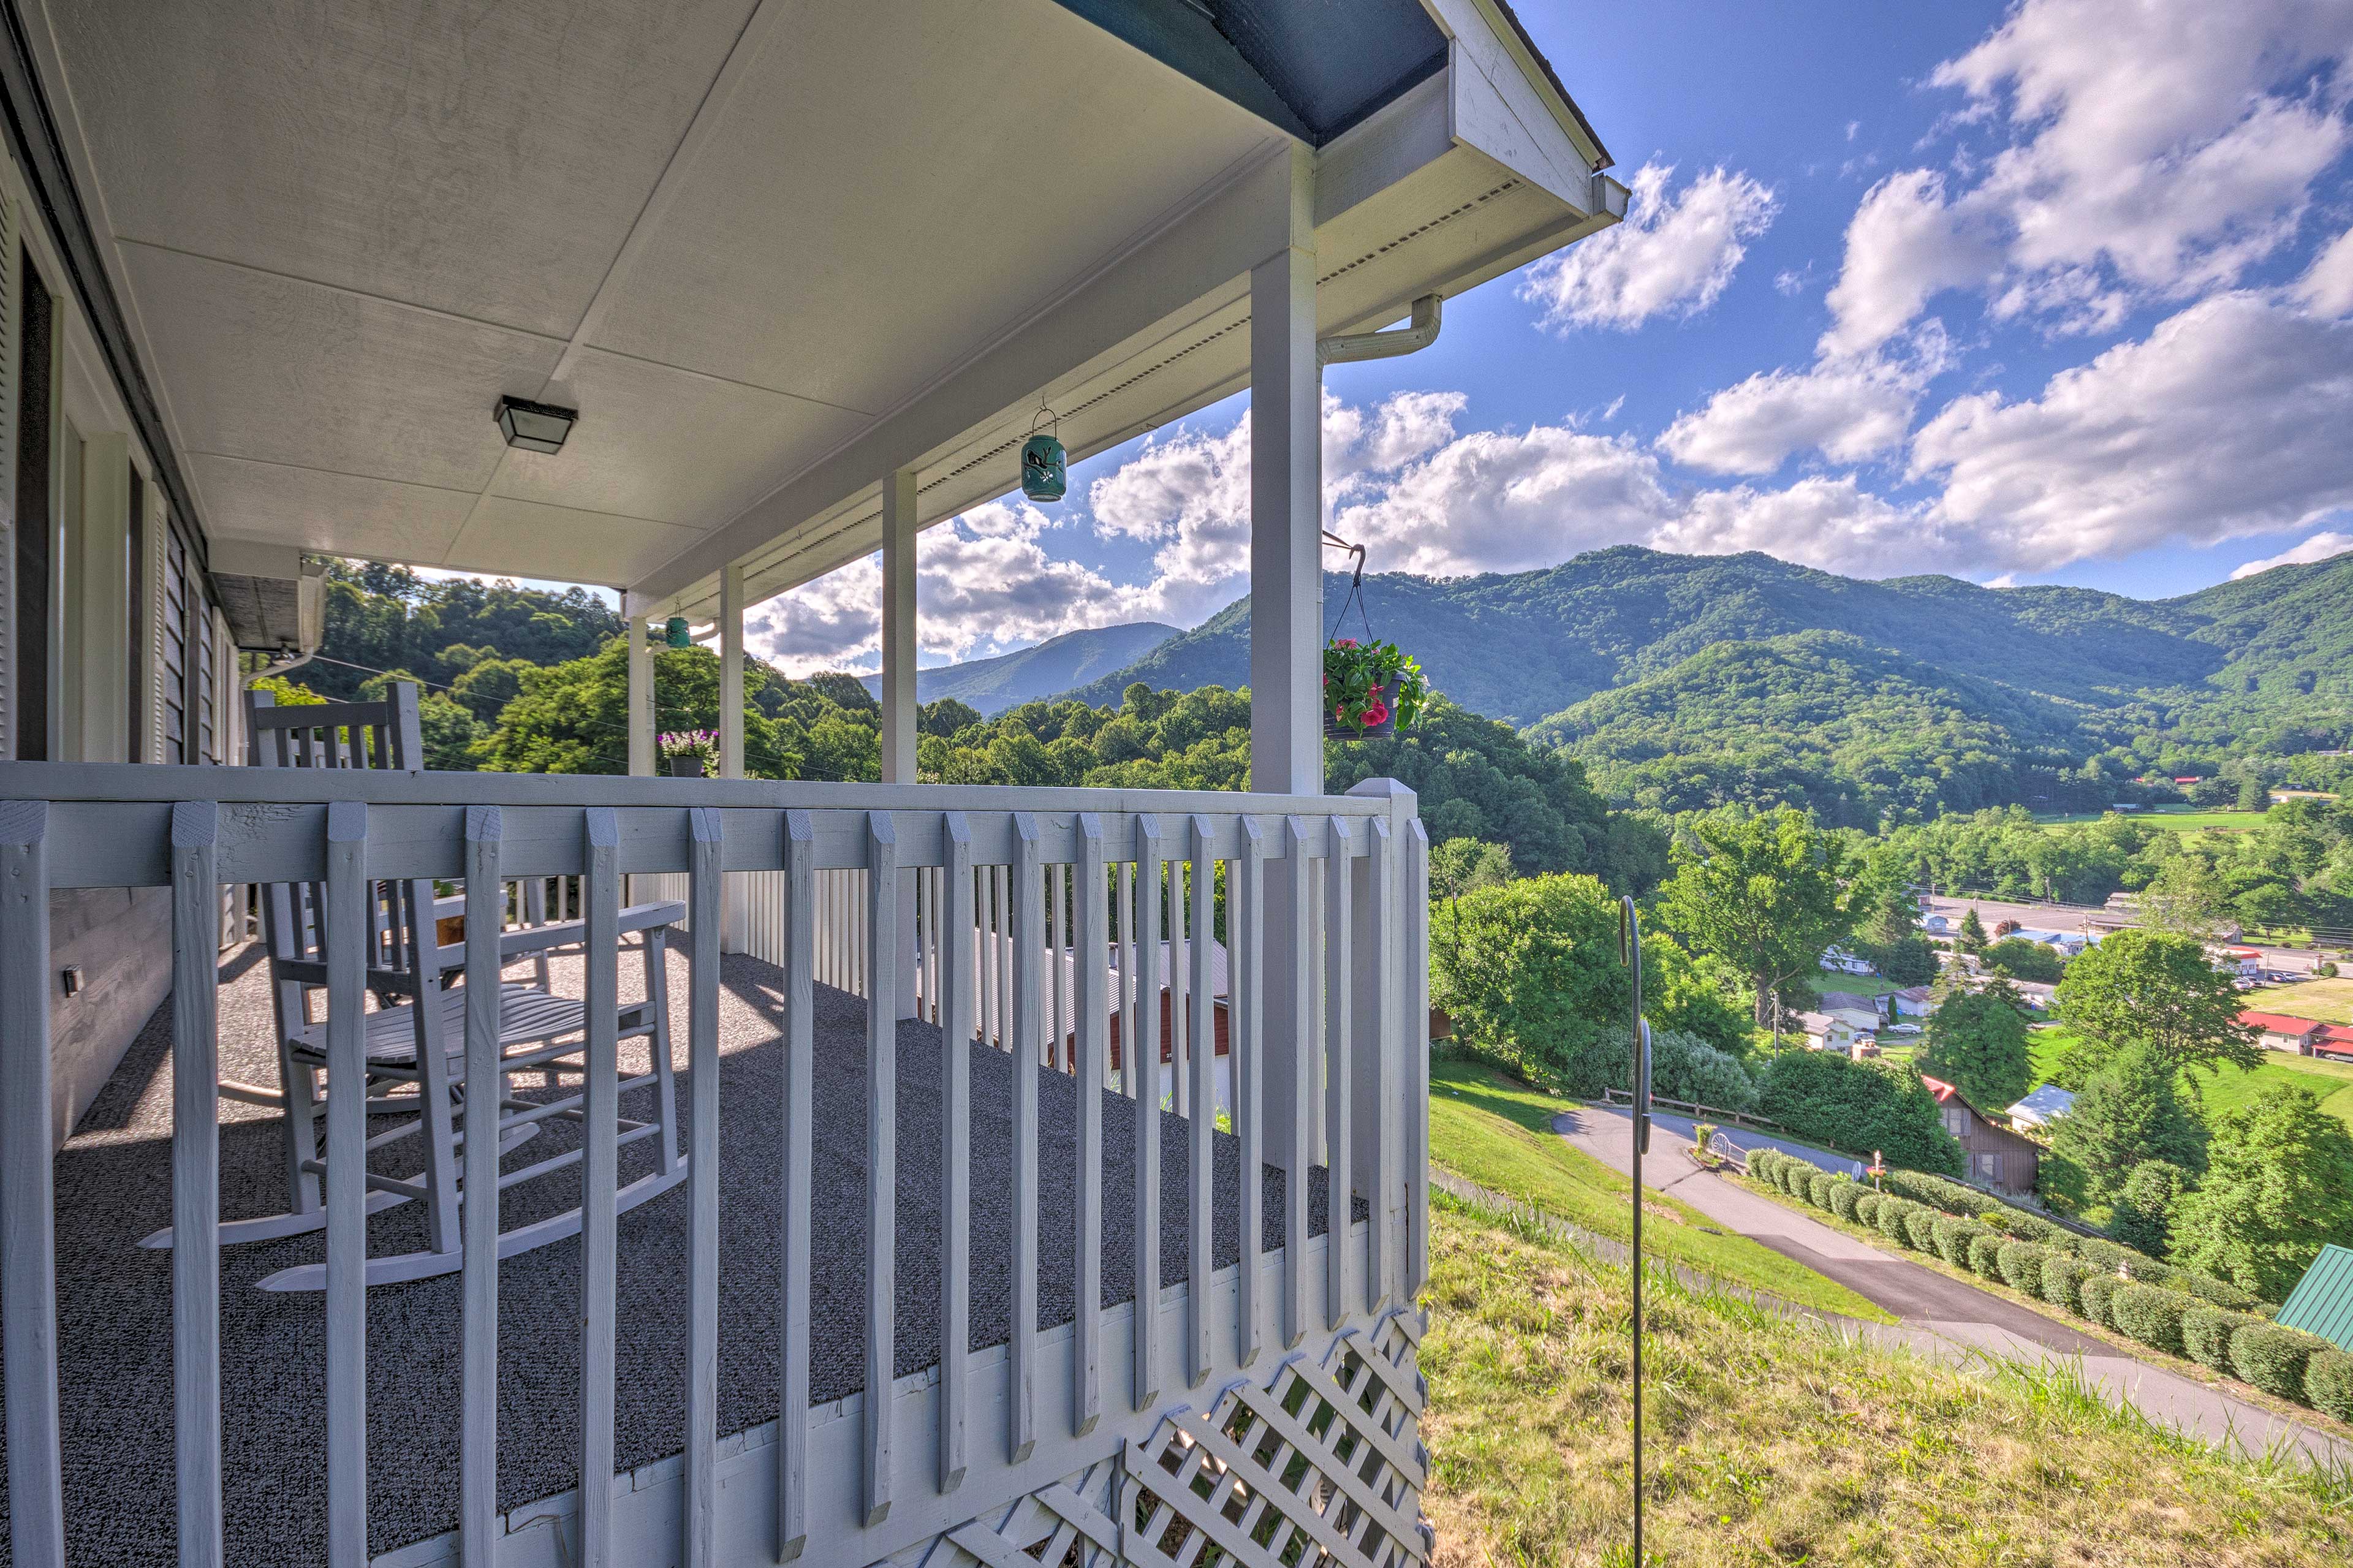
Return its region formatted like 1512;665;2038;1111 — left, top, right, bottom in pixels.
3;938;1347;1565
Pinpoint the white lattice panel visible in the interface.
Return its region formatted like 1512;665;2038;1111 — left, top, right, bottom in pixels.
887;1455;1125;1568
1118;1309;1432;1568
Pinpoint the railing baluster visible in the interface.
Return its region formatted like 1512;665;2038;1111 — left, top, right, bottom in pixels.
1186;817;1216;1386
579;808;623;1567
1169;855;1188;1121
1073;816;1107;1435
460;807;504;1568
1118;861;1138;1097
1009;814;1042;1462
1279;817;1311;1350
1407;819;1432;1298
1048;865;1067;1070
0;800;63;1568
778;810;816;1561
997;865;1015;1057
684;808;724;1566
1324;816;1354;1333
323;800;370;1568
169;803;225;1568
980;865;999;1050
1232;816;1265;1369
863;810;901;1526
1130;814;1163;1411
938;814;974;1493
1362;816;1395;1315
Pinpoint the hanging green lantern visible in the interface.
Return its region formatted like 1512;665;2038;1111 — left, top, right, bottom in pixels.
1021;407;1066;503
664;615;691;649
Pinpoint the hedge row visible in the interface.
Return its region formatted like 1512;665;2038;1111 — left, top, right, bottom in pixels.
1756;1150;2260;1312
1747;1148;2348;1416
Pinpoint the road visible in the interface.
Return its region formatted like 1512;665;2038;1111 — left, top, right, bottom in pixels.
1919;893;2330;974
1556;1104;2349;1466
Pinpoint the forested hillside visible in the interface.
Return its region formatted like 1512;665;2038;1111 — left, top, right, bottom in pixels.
855;621;1174;714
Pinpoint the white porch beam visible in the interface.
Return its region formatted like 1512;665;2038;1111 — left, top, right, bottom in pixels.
626;614;653;778
879;469;919;787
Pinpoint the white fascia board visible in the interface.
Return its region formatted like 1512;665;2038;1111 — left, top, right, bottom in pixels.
1419;0;1607;173
1443;34;1594;211
626;141;1303;612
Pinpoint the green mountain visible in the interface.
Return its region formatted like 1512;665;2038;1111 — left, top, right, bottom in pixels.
1053;545;2353;822
858;621;1174;715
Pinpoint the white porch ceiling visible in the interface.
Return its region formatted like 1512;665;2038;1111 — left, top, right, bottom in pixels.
29;0;1619;616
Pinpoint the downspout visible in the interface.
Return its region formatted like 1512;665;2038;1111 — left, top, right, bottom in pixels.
1317;293;1442;366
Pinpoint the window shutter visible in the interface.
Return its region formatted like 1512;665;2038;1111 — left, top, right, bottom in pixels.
145;486;164;760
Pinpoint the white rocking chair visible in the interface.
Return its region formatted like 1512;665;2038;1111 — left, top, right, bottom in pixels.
141;683;689;1289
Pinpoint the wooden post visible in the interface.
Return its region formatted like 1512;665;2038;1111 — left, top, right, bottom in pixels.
1072;815;1107;1435
1186;817;1216;1387
862;809;900;1526
626;612;653;778
776;809;816;1561
1232;815;1266;1368
1130;814;1164;1411
578;808;623;1567
938;813;974;1493
881;468;920;1020
1008;814;1042;1463
460;807;504;1568
1324;816;1354;1333
684;808;724;1567
719;564;746;953
322;800;370;1568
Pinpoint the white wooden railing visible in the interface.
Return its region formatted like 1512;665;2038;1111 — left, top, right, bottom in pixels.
0;765;1428;1568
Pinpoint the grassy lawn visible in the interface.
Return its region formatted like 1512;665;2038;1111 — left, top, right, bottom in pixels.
2248;976;2353;1025
1419;1201;2353;1566
1427;1058;1892;1322
2031;1024;2353;1131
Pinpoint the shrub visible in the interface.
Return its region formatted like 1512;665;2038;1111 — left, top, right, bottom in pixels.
1901;1206;1941;1252
2110;1284;2193;1356
1784;1160;1813;1199
2000;1210;2066;1246
1968;1233;2007;1281
1749;1149;1783;1187
1931;1216;1980;1267
2075;1238;2131;1278
2307;1350;2353;1424
1854;1192;1882;1229
1997;1241;2050;1295
2078;1270;2124;1327
2116;1251;2177;1287
1828;1180;1863;1221
1876;1196;1915;1241
1807;1172;1835;1208
2181;1306;2258;1374
2177;1272;2259;1313
2041;1253;2090;1314
2231;1323;2336;1403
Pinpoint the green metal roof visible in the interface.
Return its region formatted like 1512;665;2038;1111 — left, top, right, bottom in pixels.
2276;1243;2353;1350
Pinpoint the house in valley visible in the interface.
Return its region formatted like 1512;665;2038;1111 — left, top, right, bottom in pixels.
2240;1010;2322;1053
1922;1075;2040;1194
2006;1085;2077;1131
2314;1026;2353;1062
1890;985;1938;1019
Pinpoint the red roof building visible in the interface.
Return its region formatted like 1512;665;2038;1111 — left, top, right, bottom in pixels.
2240;1010;2322;1050
2314;1026;2353;1061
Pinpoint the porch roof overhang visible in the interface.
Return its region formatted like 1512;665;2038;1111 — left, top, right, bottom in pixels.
20;0;1621;635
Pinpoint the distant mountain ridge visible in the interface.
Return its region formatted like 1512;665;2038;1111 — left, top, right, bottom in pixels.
862;621;1176;715
1035;545;2353;822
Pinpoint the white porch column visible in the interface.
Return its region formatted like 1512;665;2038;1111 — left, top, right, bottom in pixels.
626;611;653;776
1251;148;1322;1232
1249;145;1321;798
75;435;132;763
879;467;920;1017
719;562;747;951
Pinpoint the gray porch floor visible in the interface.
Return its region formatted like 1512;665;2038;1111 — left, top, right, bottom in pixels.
4;939;1346;1566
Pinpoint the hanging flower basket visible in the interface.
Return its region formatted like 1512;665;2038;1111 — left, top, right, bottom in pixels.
1323;637;1428;741
659;729;719;778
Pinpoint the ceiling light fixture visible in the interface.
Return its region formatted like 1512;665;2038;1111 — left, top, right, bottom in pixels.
494;395;578;454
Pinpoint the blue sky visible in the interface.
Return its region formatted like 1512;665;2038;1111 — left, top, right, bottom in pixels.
718;0;2353;672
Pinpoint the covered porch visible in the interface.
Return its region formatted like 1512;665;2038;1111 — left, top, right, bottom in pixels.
0;3;1620;1565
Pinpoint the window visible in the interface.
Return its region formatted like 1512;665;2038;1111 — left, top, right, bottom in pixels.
1942;1105;1970;1138
12;244;53;759
1971;1152;2002;1186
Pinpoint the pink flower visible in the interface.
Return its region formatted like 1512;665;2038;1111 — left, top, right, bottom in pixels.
1360;702;1390;727
1335;637;1357;648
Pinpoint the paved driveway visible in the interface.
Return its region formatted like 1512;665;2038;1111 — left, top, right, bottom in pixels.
1642;1109;1866;1178
1555;1104;2349;1466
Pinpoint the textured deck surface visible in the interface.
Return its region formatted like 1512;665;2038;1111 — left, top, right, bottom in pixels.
3;937;1346;1565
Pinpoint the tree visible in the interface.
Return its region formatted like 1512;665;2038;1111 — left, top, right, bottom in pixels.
1643;1026;1759;1113
1979;936;2064;983
1426;872;1630;1095
2171;1086;2353;1300
1757;1052;1960;1175
1957;906;1988;954
1657;808;1851;1024
2040;1040;2207;1211
474;639;805;779
2109;1159;2186;1257
1919;980;2032;1112
2054;927;2259;1081
1859;933;1938;987
2235;775;2271;814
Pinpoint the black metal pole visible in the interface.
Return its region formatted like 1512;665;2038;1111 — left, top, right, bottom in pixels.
1618;899;1651;1568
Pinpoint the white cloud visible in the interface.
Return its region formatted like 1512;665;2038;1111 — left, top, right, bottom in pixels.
1909;291;2353;570
1520;161;1779;331
1824;0;2353;354
1648;476;1950;578
1658;323;1953;475
2298;226;2353;316
1821;170;1997;357
2230;530;2353;578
